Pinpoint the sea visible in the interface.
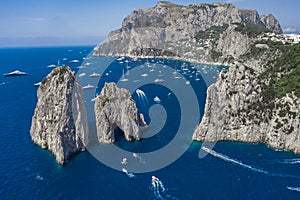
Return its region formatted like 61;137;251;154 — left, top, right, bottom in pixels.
0;46;300;200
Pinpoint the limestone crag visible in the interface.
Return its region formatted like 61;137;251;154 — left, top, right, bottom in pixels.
94;82;147;143
94;1;282;63
30;66;89;165
193;60;300;154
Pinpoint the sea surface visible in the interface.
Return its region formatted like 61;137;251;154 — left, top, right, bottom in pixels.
0;46;300;199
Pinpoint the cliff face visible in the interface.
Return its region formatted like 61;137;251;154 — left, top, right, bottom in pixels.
30;66;89;165
94;82;147;143
94;1;282;63
193;44;300;154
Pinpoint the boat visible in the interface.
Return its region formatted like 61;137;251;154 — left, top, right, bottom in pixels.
152;176;160;183
195;73;200;81
141;73;148;77
154;96;161;103
154;79;164;83
185;81;190;85
82;84;95;89
34;82;41;86
149;69;155;72
78;73;86;77
70;59;80;63
62;58;68;61
121;158;128;165
89;72;101;77
172;75;182;80
120;69;128;82
3;70;27;76
47;64;56;68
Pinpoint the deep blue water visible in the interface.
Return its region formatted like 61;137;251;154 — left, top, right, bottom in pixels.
0;46;300;199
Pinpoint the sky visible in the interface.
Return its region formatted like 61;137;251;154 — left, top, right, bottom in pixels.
0;0;299;46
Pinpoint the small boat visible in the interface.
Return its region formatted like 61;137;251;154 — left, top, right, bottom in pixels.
121;158;128;165
185;81;190;85
62;58;68;61
34;82;41;86
89;72;101;77
149;69;155;72
70;59;80;63
82;84;95;89
172;75;182;80
141;73;148;77
152;176;160;183
77;66;86;69
47;64;56;68
4;70;27;76
154;96;161;103
78;73;86;77
154;79;164;83
120;69;128;82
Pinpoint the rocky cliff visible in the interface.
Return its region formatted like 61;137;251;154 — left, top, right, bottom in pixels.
30;66;89;165
94;1;282;63
94;2;300;154
94;82;147;143
193;42;300;154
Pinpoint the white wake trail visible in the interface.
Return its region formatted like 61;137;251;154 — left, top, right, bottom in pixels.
201;147;300;179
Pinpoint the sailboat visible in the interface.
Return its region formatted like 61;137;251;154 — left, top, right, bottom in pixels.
195;72;200;81
120;69;128;82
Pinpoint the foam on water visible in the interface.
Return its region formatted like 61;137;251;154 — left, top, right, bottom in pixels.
202;147;300;179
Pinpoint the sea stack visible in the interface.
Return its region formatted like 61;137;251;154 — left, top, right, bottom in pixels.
94;82;147;143
30;66;89;165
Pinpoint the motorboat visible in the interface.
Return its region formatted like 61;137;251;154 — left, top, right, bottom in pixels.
82;84;95;89
154;79;164;83
89;72;101;77
3;70;27;76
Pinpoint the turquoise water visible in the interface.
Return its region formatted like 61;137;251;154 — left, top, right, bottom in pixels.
0;46;300;199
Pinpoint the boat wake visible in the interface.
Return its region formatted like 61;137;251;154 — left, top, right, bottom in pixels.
150;176;177;200
136;89;150;110
122;168;135;178
287;186;300;192
276;158;300;165
201;147;300;179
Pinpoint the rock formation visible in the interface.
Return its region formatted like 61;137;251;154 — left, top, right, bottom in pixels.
94;82;147;143
193;51;300;154
94;1;282;63
93;2;300;154
30;66;89;165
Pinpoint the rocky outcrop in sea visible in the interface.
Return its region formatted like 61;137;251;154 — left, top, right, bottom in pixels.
30;66;89;165
94;82;147;143
94;1;300;154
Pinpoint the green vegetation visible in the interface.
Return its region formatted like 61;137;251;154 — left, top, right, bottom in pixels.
102;98;110;107
195;24;229;41
234;22;270;38
260;43;300;99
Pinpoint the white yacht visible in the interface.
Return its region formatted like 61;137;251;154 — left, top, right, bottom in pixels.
154;96;161;103
82;84;95;89
4;70;27;76
34;82;41;86
47;64;56;68
154;79;164;83
89;72;101;77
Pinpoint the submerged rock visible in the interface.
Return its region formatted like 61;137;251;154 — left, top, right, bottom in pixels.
94;82;147;143
30;66;89;165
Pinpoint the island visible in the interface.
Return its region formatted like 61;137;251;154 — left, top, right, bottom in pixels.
30;1;300;165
